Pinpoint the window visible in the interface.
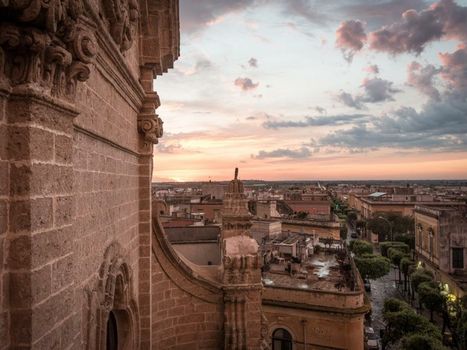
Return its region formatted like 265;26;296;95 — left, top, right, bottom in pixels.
453;248;464;269
106;311;118;350
272;328;292;350
428;229;434;256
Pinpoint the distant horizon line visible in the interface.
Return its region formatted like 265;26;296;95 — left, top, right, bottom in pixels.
152;178;467;183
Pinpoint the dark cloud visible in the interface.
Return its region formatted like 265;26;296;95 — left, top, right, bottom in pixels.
439;45;467;98
263;114;368;129
368;0;467;55
234;77;259;91
360;77;401;103
248;57;258;68
335;20;367;62
342;0;428;29
181;0;257;33
407;61;441;100
180;0;327;34
368;8;443;54
320;97;467;151
336;91;364;109
432;0;467;42
251;147;312;159
337;78;401;109
282;0;326;24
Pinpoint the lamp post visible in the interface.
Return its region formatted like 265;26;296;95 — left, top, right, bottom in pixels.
377;216;393;242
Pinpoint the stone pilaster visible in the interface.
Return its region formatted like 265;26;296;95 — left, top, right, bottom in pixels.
0;1;96;347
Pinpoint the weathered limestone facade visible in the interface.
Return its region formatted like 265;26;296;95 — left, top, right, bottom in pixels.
0;0;213;348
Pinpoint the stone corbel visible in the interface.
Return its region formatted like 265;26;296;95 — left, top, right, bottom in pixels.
137;91;163;146
137;113;163;144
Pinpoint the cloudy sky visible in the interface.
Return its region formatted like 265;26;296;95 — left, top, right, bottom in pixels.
154;0;467;182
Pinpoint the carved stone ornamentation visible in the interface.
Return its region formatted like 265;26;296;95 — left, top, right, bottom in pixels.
102;0;139;52
82;242;139;350
138;114;163;144
138;92;163;146
0;0;96;99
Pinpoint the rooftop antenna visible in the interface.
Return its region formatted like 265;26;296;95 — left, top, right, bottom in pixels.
235;167;238;180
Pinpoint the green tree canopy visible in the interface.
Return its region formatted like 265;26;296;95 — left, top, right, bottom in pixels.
383;298;411;314
354;254;390;280
367;213;414;241
383;308;442;347
388;247;408;267
418;281;444;321
380;241;410;257
349;239;373;256
401;333;448;350
400;257;415;276
395;234;416;250
411;269;434;292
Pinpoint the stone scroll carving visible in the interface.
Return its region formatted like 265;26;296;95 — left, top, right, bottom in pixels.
102;0;139;52
0;0;97;99
138;92;163;147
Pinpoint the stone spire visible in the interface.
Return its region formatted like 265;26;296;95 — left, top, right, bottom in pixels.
220;169;263;350
222;168;252;240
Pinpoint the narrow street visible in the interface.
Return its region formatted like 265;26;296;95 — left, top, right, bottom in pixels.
368;266;401;335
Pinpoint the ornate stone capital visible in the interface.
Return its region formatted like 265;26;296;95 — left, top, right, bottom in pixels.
0;1;96;100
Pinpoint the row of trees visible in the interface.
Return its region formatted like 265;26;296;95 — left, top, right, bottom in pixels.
349;240;391;280
380;241;467;349
383;298;447;349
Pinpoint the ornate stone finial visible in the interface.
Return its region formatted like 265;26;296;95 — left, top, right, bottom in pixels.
234;167;238;180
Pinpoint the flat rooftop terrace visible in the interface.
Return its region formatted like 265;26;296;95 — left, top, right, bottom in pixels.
262;252;353;293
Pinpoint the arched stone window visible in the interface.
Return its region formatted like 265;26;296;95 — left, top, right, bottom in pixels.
272;328;293;350
83;243;139;350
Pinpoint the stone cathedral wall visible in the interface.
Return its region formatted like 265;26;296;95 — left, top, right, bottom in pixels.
0;0;230;348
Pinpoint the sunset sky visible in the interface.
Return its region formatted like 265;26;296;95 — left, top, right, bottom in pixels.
154;0;467;182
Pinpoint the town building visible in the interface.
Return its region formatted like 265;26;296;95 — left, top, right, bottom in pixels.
349;191;464;220
415;205;467;297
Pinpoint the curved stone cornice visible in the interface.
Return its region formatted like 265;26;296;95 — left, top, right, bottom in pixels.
152;218;223;303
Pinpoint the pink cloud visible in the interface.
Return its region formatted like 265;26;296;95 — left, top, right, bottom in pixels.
439;45;467;97
368;0;467;55
407;61;441;100
335;20;367;62
364;64;379;74
234;77;259;91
